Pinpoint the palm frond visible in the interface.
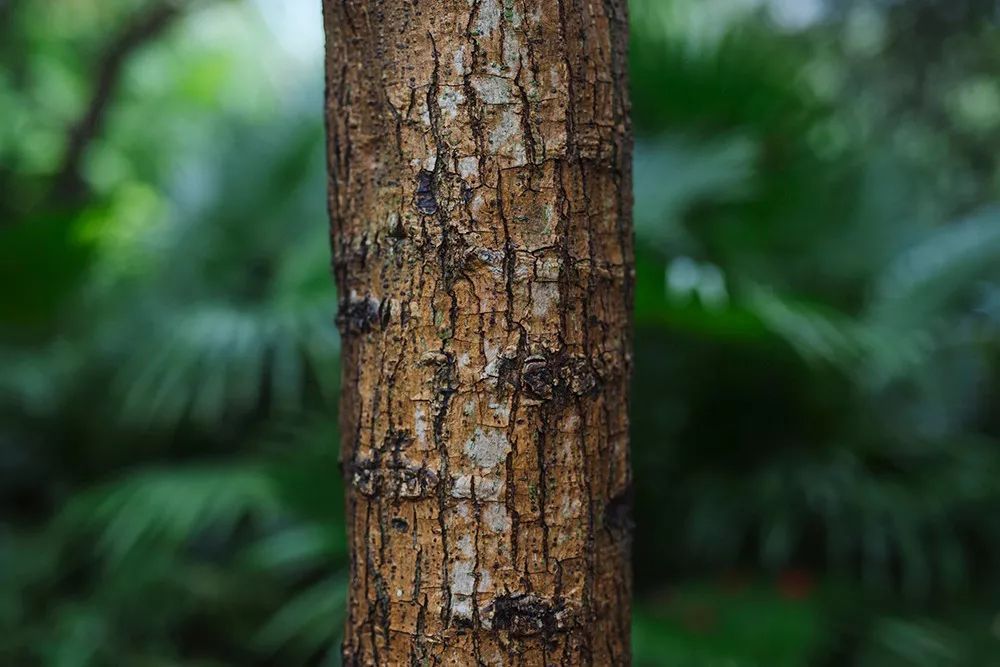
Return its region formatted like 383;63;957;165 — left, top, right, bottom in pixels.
256;573;346;664
870;206;1000;328
679;438;1000;595
634;136;758;248
87;118;340;429
61;462;284;565
747;286;932;385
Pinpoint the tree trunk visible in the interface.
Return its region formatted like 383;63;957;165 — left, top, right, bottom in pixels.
322;1;633;664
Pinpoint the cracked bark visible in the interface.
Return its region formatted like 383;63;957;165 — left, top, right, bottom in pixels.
323;1;633;664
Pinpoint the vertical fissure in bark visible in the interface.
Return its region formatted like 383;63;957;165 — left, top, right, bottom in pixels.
324;0;633;663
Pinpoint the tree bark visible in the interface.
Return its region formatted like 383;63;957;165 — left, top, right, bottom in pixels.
322;1;633;664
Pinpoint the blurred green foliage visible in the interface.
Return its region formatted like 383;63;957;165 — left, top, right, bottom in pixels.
1;0;999;665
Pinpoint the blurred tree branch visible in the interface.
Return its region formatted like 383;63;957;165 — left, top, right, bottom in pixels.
0;0;27;79
52;1;185;203
0;0;18;26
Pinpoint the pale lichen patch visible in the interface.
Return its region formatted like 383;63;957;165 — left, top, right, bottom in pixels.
452;45;466;76
547;64;563;94
450;534;477;620
489;108;521;153
511;142;527;165
485;503;511;533
474;475;504;501
385;211;400;235
504;0;523;27
456;533;475;558
470;191;487;216
452;474;472;498
488;398;511;424
451;473;504;501
482;340;501;379
451;595;474;622
458;156;479;179
559;494;583;520
438;87;465;120
464;427;509;469
411;155;438;171
502;31;521;72
471;75;515;105
473;0;501;35
531;282;560;317
414;406;428;447
477;568;493;592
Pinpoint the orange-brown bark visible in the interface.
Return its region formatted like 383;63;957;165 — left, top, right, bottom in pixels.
323;1;633;664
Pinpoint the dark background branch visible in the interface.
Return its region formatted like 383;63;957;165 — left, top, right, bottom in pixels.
51;1;183;203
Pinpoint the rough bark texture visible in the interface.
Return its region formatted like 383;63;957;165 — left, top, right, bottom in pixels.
322;1;633;664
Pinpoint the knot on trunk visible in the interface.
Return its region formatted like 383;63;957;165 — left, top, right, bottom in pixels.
604;483;634;543
415;169;439;215
521;356;556;399
336;295;387;335
486;594;576;637
350;460;439;500
519;353;600;401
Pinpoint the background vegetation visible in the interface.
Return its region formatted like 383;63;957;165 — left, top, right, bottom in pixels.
2;0;999;664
